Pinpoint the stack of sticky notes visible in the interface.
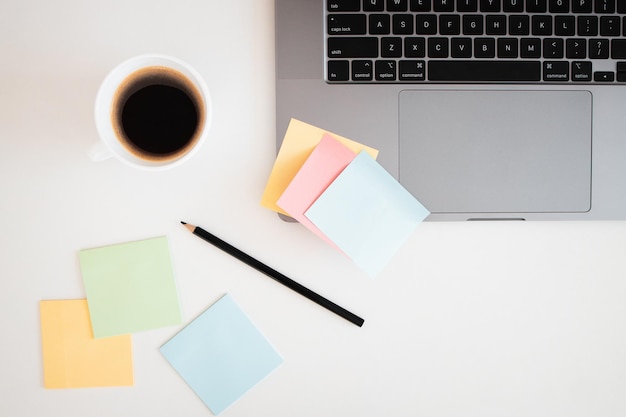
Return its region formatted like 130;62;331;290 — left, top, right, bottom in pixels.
261;119;430;277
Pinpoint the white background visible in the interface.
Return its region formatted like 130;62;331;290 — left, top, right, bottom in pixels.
2;1;626;416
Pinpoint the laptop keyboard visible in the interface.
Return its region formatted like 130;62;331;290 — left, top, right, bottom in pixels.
325;0;626;82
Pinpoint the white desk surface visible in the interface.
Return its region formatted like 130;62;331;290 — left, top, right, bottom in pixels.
2;1;626;416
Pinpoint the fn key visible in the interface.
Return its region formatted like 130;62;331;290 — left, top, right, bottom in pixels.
328;60;349;81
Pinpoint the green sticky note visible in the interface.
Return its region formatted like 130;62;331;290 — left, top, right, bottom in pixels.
79;236;182;338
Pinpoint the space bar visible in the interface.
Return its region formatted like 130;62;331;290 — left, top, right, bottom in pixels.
428;61;541;82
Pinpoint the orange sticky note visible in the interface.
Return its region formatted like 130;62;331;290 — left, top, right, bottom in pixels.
40;299;134;389
261;119;379;215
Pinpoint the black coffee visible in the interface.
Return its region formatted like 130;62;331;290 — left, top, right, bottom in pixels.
122;84;197;155
111;66;204;161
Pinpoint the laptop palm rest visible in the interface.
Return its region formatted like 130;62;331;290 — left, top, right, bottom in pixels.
399;90;592;215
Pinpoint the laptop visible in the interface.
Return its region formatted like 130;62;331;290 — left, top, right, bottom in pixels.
274;0;626;220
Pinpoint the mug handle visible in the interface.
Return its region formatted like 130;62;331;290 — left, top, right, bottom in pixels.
88;141;113;162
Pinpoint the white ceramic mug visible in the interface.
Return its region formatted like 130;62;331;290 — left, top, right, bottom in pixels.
92;54;212;170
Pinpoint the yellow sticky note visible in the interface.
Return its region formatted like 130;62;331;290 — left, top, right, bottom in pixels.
40;299;133;389
261;119;379;215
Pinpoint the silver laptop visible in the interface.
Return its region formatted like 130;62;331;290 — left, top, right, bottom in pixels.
275;0;626;220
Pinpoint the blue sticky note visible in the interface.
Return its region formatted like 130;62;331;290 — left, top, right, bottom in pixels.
160;294;283;415
305;151;430;277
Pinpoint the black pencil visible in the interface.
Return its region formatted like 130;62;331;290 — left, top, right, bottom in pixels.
181;221;364;327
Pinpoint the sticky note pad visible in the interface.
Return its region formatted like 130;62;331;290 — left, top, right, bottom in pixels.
277;134;356;247
40;299;133;388
79;236;182;338
261;118;379;215
160;294;283;415
305;151;430;277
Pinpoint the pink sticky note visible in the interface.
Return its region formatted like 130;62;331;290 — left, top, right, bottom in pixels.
277;134;357;247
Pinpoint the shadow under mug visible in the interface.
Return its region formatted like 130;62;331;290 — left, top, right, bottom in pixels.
92;54;212;170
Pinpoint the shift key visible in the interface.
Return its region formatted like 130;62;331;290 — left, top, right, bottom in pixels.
611;40;626;59
328;37;378;58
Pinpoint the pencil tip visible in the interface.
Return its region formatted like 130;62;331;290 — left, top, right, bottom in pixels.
181;221;195;233
180;221;187;225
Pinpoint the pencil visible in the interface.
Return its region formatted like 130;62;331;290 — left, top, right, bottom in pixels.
181;221;364;327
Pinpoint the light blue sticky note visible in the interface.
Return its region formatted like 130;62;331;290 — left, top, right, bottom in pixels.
305;151;430;277
160;294;283;415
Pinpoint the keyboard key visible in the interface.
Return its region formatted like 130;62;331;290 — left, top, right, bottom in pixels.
387;0;409;11
463;15;484;34
417;14;438;34
521;38;542;57
399;60;426;80
475;37;497;57
328;0;360;11
328;14;367;35
503;0;524;12
532;15;553;35
619;0;626;13
328;60;350;81
509;15;530;34
369;14;391;34
451;37;473;57
486;15;507;35
549;0;570;13
428;37;449;57
572;0;593;12
352;60;374;81
600;16;621;36
572;61;593;80
328;37;379;57
544;38;565;58
405;37;427;57
375;60;397;80
611;39;626;58
410;0;432;11
617;62;626;82
566;38;587;58
589;38;610;58
381;37;403;57
434;0;455;11
363;0;385;11
578;16;598;35
543;61;569;80
428;60;541;81
555;16;576;35
440;15;461;34
527;0;548;12
595;0;615;13
457;0;479;11
393;14;414;34
498;38;519;57
480;0;501;12
594;71;615;81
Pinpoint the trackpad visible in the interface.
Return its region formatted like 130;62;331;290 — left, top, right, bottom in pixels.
399;90;592;214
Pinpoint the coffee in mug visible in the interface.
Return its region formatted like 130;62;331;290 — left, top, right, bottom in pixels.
93;55;211;170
